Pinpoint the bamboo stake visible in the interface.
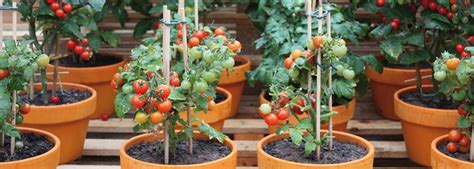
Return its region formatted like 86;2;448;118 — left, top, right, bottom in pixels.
315;0;323;160
306;0;312;98
29;45;35;100
9;91;16;156
162;6;171;165
0;0;4;147
52;35;60;97
194;0;198;30
325;3;333;151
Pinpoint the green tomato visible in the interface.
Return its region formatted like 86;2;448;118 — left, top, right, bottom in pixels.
181;80;192;90
452;90;466;101
342;69;355;80
0;52;7;59
202;71;216;82
203;50;215;64
185;7;193;15
338;39;346;46
462;17;469;24
397;0;405;5
15;141;24;148
223;57;235;69
215;35;226;44
189;47;202;59
16;114;23;125
36;54;50;68
307;40;315;50
335;65;345;76
31;62;39;72
333;45;348;57
433;71;446;81
8;57;16;67
259;103;272;115
193;80;208;93
288;67;300;79
122;84;134;94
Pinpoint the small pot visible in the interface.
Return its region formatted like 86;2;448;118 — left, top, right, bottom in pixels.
394;85;458;166
179;87;232;131
431;134;474;168
257;130;375;169
46;52;128;119
259;92;355;133
120;132;237;169
366;66;432;120
21;82;97;164
218;55;251;117
0;127;60;169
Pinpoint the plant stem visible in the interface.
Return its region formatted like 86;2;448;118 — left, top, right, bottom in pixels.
187;105;193;154
52;35;60;97
164;120;169;164
10;90;16;156
415;63;423;96
40;69;48;104
0;133;4;148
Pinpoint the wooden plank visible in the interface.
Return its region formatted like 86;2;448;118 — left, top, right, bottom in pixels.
82;138;407;159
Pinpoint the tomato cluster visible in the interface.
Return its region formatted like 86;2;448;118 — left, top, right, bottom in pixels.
455;43;471;58
259;92;317;126
67;39;92;60
47;0;73;19
421;0;471;22
446;129;471;153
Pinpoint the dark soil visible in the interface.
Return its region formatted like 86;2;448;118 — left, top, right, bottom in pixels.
57;54;122;67
437;141;473;163
263;138;368;164
20;89;92;106
126;140;231;165
234;60;244;67
399;90;458;109
0;133;54;162
382;60;431;69
215;92;226;103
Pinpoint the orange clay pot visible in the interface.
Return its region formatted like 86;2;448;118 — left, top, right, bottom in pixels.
257;130;375;169
259;92;355;133
179;87;232;131
394;85;458;166
431;134;474;168
0;127;60;169
218;55;251;117
20;82;97;164
366;66;432;120
120;132;237;169
46;53;128;119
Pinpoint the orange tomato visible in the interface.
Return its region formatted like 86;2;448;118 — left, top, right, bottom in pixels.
312;36;324;48
446;58;460;70
150;112;163;124
290;49;302;59
284;57;294;69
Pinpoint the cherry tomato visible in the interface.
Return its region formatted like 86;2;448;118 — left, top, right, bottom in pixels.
101;114;109;121
391;20;399;29
223;57;235;69
134;112;147;124
464;1;471;7
157;99;172;113
63;4;72;13
155;85;171;99
112;73;123;86
20;104;31;115
459;145;470;153
15;114;23;125
131;94;145;108
467;36;474;44
55;9;65;18
446;58;460;70
47;0;55;4
450;0;457;4
428;2;437;10
214;27;225;36
292;98;305;115
208;100;216;111
342;69;355;80
456;43;465;53
50;2;60;12
66;40;77;50
170;78;180;87
333;45;348;57
202;71;216;83
74;45;84;55
438;6;447;15
81;38;89;45
447;12;454;20
457;103;469;116
177;23;182;30
434;71;446;81
277;92;290;107
193;81;208;93
276;108;289;120
150;112;163;123
448;130;463;142
459;135;470;147
376;0;385;7
177;30;183;38
284;57;294;69
259;103;272;115
447;142;458;153
291;49;302;59
0;69;9;80
50;96;60;104
312;36;324;48
264;113;278;126
153;22;160;29
189;37;200;48
193;30;206;40
81;51;91;60
133;80;149;94
421;0;430;7
461;51;470;58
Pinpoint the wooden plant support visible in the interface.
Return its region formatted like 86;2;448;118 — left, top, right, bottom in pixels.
162;6;172;165
0;0;4;147
9;2;17;156
325;1;333;150
178;0;193;155
315;0;324;159
194;0;198;30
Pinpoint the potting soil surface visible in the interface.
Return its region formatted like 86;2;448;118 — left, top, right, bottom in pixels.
0;133;54;162
263;138;368;164
399;90;458;109
58;54;122;67
21;89;92;106
127;140;231;165
437;141;473;163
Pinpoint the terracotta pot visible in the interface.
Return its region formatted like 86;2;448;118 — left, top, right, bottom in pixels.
366;66;432;120
46;53;128;119
259;92;355;133
218;55;251;117
394;85;458;166
431;134;474;168
21;82;97;164
257;130;374;169
0;127;60;169
179;87;232;131
120;132;237;169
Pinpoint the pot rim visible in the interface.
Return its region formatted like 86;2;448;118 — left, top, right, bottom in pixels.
30;82;97;109
0;127;60;165
47;52;128;70
120;132;237;167
394;85;456;113
431;134;474;165
367;64;432;73
215;87;232;106
257;130;375;167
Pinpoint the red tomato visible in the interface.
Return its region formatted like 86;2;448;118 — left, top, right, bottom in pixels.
448;130;462;142
177;30;183;38
391;20;399;29
292;98;305;115
376;0;385;7
170;78;180;87
264;113;278;126
467;36;474;44
456;43;465;53
100;114;109;121
447;12;454;19
150;112;163;123
284;57;294;69
276;108;289;120
81;51;91;60
278;92;290;107
421;0;430;7
214;27;225;36
131;94;145;108
50;2;60;12
47;0;55;4
450;0;457;4
461;51;470;58
63;4;72;13
459;135;470;147
428;2;437;10
20;104;31;115
157;99;172;113
0;69;10;80
66;40;77;50
177;23;182;30
155;85;171;99
458;103;469;116
74;45;84;55
153;22;160;29
447;142;458;153
193;30;206;40
50;96;60;104
438;6;447;15
55;9;65;18
189;37;200;48
81;38;89;45
112;73;123;86
133;80;149;94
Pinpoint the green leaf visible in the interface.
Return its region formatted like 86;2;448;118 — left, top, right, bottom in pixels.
197;122;225;143
333;79;356;99
0;85;11;122
276;124;289;135
148;5;163;14
457;117;471;128
114;93;131;118
289;128;303;145
297;118;312;130
399;50;431;65
169;89;186;100
63;20;84;39
304;137;316;155
402;31;424;47
133;19;154;38
361;54;383;73
101;31;120;48
86;33;101;51
89;0;106;11
380;38;402;62
369;24;391;39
